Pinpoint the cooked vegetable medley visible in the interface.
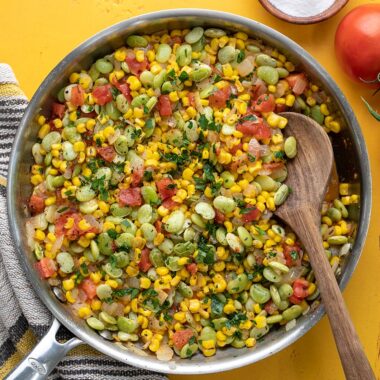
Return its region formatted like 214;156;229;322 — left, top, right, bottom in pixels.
28;27;359;360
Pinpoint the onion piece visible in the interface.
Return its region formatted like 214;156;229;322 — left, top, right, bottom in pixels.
237;57;254;77
51;235;64;255
156;343;174;362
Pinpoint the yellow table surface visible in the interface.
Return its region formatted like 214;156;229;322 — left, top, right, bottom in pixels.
1;0;380;379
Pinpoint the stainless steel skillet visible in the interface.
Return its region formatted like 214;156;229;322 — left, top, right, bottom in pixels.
6;9;371;379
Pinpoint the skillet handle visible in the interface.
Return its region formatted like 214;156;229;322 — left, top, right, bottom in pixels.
5;318;83;380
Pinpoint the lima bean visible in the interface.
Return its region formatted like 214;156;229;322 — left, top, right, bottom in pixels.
257;66;279;85
274;184;289;206
263;267;282;283
56;252;74;273
284;136;297;159
213;196;236;214
227;273;248;294
126;35;148;48
165;210;185;233
218;46;235;64
176;44;192;67
226;233;244;253
185;27;204;44
250;284;271;304
156;44;172;63
237;226;253;247
282;305;303;321
195;202;215;220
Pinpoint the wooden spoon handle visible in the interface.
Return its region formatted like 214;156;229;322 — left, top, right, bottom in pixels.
294;207;375;380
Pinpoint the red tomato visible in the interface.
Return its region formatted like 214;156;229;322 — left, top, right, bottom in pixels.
156;178;177;200
275;103;287;113
131;165;144;187
92;84;113;105
157;95;172;117
283;243;302;267
138;248;152;272
335;4;380;85
154;220;162;233
111;78;132;103
119;188;142;207
264;300;278;315
209;86;231;109
215;210;226;224
229;143;243;155
186;263;198;275
262;162;285;173
80;278;97;300
241;207;261;223
55;212;83;240
188;92;196;107
290;278;309;304
51;102;66;119
251;79;268;100
71;85;85;106
29;195;45;215
162;198;179;210
253;94;275;113
125;52;149;77
172;329;194;350
35;258;56;278
286;73;308;96
236;116;272;140
96;146;116;162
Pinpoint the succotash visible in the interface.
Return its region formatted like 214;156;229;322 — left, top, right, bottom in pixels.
28;27;359;360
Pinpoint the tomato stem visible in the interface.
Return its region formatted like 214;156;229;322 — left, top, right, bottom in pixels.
359;72;380;85
362;97;380;121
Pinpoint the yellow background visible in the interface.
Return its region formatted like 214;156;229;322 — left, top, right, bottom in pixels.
1;0;380;379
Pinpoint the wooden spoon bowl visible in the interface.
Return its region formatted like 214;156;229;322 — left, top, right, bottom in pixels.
259;0;348;24
275;112;375;379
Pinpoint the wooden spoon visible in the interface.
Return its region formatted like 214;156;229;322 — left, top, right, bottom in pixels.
275;112;375;379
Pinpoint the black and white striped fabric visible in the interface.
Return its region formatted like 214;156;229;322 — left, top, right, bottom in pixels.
0;63;167;380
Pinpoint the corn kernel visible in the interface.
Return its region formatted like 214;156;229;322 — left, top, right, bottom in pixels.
78;306;92;319
62;278;75;291
140;277;152;289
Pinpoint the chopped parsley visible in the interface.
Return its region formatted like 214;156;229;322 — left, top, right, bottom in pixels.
237;50;245;63
225;312;247;329
57;206;69;213
178;71;189;82
290;250;299;260
211;295;225;317
198;114;221;132
160;151;190;166
107;229;118;239
240;114;258;123
247;153;256;162
91;175;108;201
143;170;154;181
274;151;285;160
113;288;139;299
131;128;142;140
196;237;215;265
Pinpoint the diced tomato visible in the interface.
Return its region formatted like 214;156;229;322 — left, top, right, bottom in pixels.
170;35;183;45
55;212;80;240
156;178;177;200
241;207;261;223
229;143;243;155
111;78;132;103
286;73;308;95
283;243;302;267
80;278;97;300
262;162;285;173
92;84;113;105
154;220;162;233
51;102;66;119
138;248;152;272
71;85;85;106
97;146;116;162
209;86;231;109
275;103;287;113
186;263;198;275
264;300;278;315
29;195;45;215
215;210;226;223
35;258;56;279
188;92;196;108
119;188;142;207
236;116;272;140
253;94;275;113
162;198;179;210
131;165;144;187
172;329;194;350
251;80;268;100
125;52;149;77
290;278;309;304
157;95;172;117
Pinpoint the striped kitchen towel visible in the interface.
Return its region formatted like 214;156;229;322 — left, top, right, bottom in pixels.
0;63;167;380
